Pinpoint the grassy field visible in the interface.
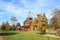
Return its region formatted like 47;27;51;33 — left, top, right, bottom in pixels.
1;31;60;40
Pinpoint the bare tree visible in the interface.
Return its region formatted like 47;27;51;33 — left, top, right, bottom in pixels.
10;16;18;30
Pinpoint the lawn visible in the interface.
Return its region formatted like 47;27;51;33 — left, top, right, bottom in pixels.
56;33;60;37
2;31;60;40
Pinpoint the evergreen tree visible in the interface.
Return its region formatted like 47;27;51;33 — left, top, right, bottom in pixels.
1;22;6;31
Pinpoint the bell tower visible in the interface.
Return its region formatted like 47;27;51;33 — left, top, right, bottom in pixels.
27;11;32;20
28;11;32;18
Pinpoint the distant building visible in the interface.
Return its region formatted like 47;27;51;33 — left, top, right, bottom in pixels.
22;11;33;31
16;21;21;30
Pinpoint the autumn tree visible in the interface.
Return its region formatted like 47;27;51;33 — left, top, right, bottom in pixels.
9;25;14;30
31;14;47;34
51;9;60;29
31;19;37;31
0;25;2;31
5;20;10;31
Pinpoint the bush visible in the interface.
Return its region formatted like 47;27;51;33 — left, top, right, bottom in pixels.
40;31;46;34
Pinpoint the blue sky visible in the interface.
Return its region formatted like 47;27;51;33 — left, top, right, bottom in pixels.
0;0;60;26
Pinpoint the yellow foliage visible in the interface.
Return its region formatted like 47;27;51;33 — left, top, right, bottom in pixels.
0;26;1;31
31;14;47;31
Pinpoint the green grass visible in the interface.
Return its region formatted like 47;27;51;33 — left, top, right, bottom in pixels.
2;31;60;40
56;33;60;37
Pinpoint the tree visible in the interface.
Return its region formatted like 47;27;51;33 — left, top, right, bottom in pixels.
51;9;60;29
10;16;18;30
31;14;47;34
1;22;6;31
0;26;2;31
52;9;60;20
5;20;10;31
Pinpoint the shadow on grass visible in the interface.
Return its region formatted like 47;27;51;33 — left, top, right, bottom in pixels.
36;32;40;34
36;32;46;35
0;32;19;36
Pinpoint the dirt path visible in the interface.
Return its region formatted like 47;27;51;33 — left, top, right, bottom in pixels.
0;36;3;40
26;31;60;38
0;31;3;40
26;33;60;38
42;35;60;38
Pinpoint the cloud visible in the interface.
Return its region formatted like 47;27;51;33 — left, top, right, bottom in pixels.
20;0;47;9
20;0;26;3
0;0;21;16
0;0;53;18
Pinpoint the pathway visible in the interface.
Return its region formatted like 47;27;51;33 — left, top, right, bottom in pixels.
26;31;60;38
0;36;3;40
0;31;3;40
42;34;60;38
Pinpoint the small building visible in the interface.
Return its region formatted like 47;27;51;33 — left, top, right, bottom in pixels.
16;22;21;30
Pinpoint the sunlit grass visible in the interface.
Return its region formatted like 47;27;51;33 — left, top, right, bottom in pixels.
3;31;60;40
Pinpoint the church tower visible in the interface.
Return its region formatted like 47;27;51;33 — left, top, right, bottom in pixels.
28;11;32;18
27;11;33;20
23;11;33;31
